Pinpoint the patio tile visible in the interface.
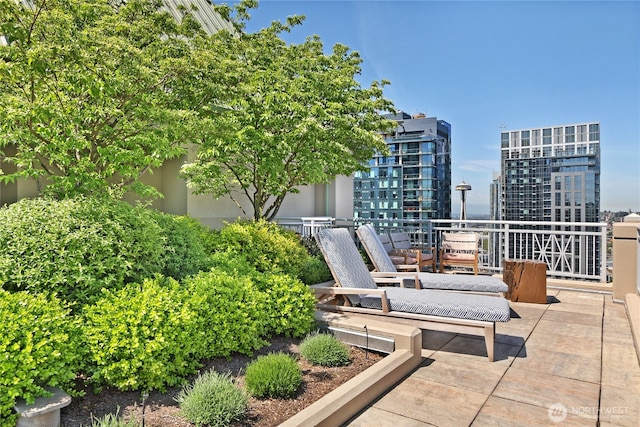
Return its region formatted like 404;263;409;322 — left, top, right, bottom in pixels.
601;341;640;387
373;375;488;426
604;299;630;320
524;330;601;357
492;367;600;421
512;346;601;383
346;406;430;427
412;354;508;395
421;330;456;351
508;303;548;318
494;328;528;347
532;318;602;338
554;290;605;306
599;384;640;426
345;287;639;427
547;301;605;315
436;334;522;364
539;310;604;327
472;396;594;426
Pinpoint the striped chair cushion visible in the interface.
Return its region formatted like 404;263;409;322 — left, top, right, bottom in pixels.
359;288;511;323
416;273;508;293
356;224;398;272
315;228;378;305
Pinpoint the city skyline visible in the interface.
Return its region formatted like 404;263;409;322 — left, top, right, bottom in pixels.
238;0;640;215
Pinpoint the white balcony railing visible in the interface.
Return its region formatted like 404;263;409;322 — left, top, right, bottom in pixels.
280;217;608;283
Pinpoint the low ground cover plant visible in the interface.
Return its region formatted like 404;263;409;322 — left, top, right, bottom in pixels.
299;332;351;367
175;370;248;427
89;409;137;427
244;352;303;398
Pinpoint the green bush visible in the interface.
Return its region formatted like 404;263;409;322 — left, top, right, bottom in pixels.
209;220;311;279
82;277;201;391
0;290;84;425
0;196;165;306
151;213;212;280
208;256;316;338
244;353;302;398
183;269;268;359
299;332;351;367
299;255;333;285
175;370;248;427
253;272;316;338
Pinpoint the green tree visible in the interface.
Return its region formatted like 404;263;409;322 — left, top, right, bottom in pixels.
0;0;212;199
180;4;396;220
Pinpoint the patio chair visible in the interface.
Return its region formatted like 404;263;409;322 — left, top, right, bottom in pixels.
313;227;511;362
378;233;419;268
389;231;436;272
439;232;480;275
356;224;508;294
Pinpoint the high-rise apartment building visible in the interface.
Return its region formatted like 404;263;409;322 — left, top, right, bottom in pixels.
353;111;451;226
500;122;600;224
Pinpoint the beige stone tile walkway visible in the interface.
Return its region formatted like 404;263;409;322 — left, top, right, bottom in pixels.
346;289;640;426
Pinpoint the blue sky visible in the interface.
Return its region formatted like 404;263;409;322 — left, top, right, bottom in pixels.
235;0;640;215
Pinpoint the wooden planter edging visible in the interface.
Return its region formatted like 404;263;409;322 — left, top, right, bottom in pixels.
280;311;422;427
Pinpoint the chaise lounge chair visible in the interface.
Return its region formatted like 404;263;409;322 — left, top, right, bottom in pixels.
313;227;511;361
356;224;508;295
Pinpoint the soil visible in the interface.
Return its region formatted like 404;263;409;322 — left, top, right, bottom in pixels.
60;336;384;427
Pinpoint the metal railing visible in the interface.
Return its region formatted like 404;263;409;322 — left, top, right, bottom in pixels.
278;217;608;283
276;217;335;238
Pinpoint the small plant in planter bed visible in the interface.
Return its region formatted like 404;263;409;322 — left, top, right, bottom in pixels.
175;370;248;427
244;352;302;398
299;332;351;367
89;409;137;427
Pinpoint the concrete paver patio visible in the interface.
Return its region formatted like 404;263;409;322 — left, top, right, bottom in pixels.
346;289;640;426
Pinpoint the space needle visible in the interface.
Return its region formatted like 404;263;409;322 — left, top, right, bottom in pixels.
455;180;472;227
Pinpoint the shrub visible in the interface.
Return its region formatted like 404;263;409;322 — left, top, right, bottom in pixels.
151;213;212;280
299;235;323;258
0;290;84;425
175;370;248;427
183;269;268;359
0;196;165;306
207;255;316;339
299;332;351;367
298;255;332;285
209;220;311;279
82;277;201;391
253;272;316;338
244;353;302;398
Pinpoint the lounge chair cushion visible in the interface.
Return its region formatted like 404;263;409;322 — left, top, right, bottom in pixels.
416;272;508;293
315;227;378;305
359;288;511;323
357;224;398;272
442;253;476;261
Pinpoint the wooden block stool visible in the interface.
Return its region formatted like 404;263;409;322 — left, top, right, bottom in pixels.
503;259;547;303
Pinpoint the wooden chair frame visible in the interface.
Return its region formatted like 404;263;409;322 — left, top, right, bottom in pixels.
439;232;480;275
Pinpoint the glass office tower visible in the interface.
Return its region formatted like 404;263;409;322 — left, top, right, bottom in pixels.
353;111;452;227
